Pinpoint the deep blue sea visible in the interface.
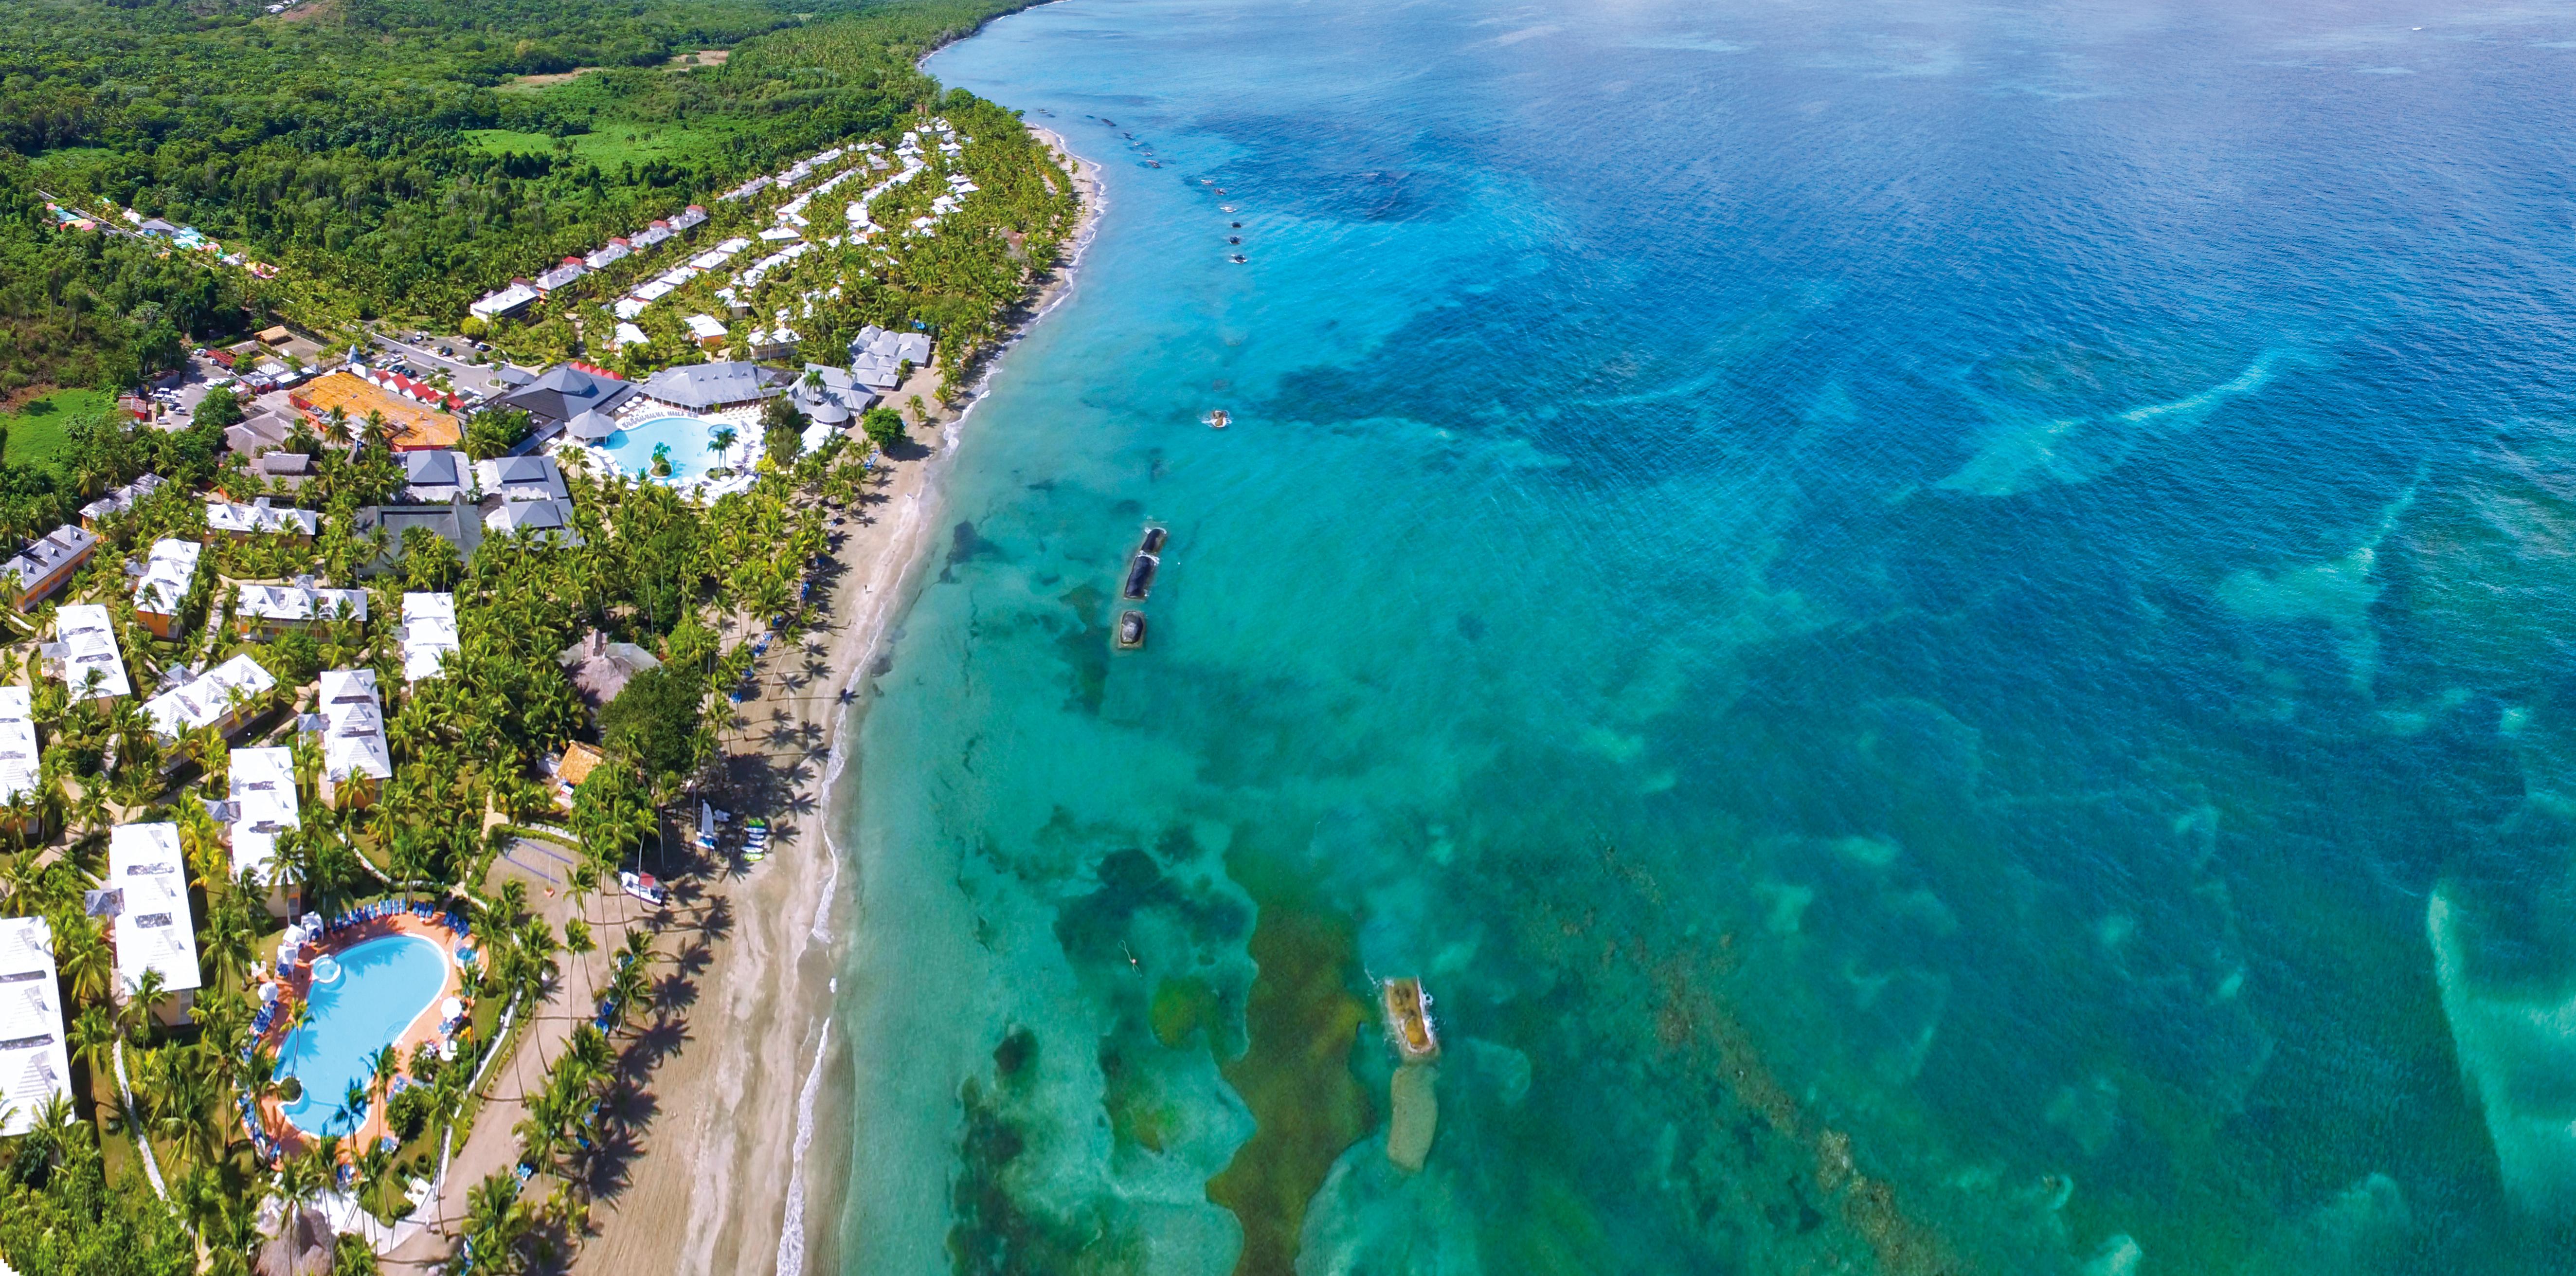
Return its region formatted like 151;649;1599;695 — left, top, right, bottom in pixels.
832;2;2576;1271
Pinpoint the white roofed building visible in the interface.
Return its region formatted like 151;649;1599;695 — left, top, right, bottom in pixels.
206;498;320;540
469;282;540;322
228;747;301;914
0;916;72;1135
314;669;391;807
131;538;203;639
0;686;39;830
401;592;459;681
50;604;129;701
108;823;200;1023
143;651;276;742
234;581;367;640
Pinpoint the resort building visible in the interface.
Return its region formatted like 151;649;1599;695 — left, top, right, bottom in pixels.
354;504;482;570
612;322;650;349
668;204;709;232
401;592;460;681
397;450;475;504
628;222;675;252
0;687;41;837
49;604;129;701
491;363;635;438
247;452;313;494
474;456;569;505
2;524;99;610
143;651;277;742
131;537;204;639
793;364;876;419
584;239;632;271
234;580;368;639
485;497;583;547
470;281;540;322
290;371;463;451
532;257;586;295
848;325;933;393
747;323;801;361
228;747;301;916
206;497;322;540
0;916;72;1136
224;408;297;458
685;314;728;347
108;822;201;1025
314;668;392;808
78;473;166;529
633;361;791;416
553;740;605;808
559;629;661;713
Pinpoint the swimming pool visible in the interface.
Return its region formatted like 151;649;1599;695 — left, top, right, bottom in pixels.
276;933;448;1136
596;415;738;483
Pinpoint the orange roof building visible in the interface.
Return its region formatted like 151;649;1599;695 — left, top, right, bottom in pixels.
290;372;462;451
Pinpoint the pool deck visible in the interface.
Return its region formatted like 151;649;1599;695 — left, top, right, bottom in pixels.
254;911;468;1155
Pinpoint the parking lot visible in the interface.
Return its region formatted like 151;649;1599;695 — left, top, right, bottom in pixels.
369;328;532;402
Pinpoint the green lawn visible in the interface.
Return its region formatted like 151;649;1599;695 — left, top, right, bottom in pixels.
2;388;111;475
464;121;738;169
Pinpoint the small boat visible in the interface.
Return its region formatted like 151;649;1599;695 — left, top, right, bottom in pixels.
1381;977;1440;1063
1202;409;1229;430
1147;161;1162;168
1138;525;1168;554
1220;204;1238;213
1214;188;1227;196
1229;254;1248;264
1227;236;1241;245
1115;610;1146;649
1122;552;1159;601
1230;221;1242;228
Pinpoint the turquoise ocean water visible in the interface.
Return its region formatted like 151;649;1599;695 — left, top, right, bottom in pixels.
834;1;2576;1271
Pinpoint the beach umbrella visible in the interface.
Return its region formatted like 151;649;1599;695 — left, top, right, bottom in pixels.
567;408;618;441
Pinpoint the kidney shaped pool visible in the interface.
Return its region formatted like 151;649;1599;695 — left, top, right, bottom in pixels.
276;932;448;1136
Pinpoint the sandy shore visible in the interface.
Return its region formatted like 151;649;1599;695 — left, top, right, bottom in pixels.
383;125;1100;1276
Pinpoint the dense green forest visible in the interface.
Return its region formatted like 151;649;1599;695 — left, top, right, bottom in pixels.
0;0;1033;394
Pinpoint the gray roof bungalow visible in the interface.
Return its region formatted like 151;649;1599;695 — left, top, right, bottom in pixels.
584;239;632;271
475;455;569;505
793;363;875;424
398;450;475;504
485;498;583;547
354;503;482;573
667;204;709;232
493;363;636;435
2;525;99;610
848;325;933;392
635;361;792;414
224;409;297;457
79;474;166;529
533;258;586;295
469;281;540;322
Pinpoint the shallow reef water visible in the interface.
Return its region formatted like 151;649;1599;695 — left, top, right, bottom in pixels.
830;0;2576;1272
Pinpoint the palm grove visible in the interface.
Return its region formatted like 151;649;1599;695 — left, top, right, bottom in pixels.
0;0;1077;1269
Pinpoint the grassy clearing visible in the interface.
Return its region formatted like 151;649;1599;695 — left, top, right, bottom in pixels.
464;122;739;168
2;387;112;475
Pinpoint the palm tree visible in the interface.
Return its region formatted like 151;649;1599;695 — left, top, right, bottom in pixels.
462;1170;532;1275
324;407;354;452
366;1041;400;1137
273;1144;333;1268
58;917;114;1007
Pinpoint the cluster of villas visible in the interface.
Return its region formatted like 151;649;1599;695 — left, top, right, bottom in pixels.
469;205;711;324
